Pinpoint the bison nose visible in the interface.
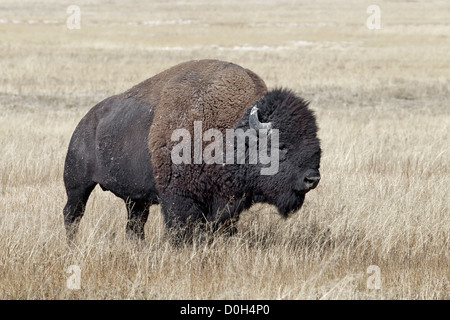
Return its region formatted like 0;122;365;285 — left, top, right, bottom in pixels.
304;175;320;190
303;170;320;190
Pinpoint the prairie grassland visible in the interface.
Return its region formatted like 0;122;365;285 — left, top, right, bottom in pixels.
0;0;449;299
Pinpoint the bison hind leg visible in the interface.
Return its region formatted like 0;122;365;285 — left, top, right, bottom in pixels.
63;183;96;244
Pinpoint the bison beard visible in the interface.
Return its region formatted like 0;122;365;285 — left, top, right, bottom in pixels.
62;59;321;243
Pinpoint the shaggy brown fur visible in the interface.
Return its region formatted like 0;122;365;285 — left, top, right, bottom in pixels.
126;59;268;194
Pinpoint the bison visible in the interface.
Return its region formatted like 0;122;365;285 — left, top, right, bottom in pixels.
63;59;321;242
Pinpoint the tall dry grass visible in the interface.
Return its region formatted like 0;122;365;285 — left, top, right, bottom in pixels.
0;0;449;299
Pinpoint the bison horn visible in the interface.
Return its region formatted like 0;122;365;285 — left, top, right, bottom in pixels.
249;105;272;131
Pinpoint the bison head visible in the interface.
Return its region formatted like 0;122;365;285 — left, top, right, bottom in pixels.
241;88;321;217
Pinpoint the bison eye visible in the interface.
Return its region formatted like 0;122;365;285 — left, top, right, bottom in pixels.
279;148;287;161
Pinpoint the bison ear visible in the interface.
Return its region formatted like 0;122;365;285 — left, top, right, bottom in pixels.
249;105;272;131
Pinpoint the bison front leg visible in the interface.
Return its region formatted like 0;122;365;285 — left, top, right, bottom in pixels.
124;199;150;241
160;194;205;244
212;216;239;237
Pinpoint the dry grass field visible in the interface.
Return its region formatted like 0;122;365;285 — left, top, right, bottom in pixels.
0;0;449;300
